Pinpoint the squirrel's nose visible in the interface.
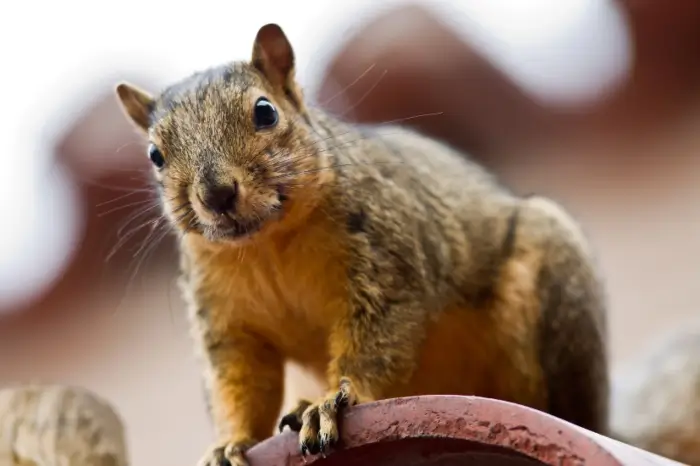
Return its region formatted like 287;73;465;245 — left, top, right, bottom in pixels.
202;183;238;215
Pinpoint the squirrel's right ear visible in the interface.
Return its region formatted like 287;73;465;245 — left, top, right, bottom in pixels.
252;24;296;89
115;82;154;132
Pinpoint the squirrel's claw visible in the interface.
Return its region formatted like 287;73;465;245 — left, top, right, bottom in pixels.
197;441;252;466
294;377;358;457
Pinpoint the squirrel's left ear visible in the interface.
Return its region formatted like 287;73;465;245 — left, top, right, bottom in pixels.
115;82;155;132
252;24;304;108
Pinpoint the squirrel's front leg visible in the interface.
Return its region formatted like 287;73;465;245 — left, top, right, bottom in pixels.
280;251;425;456
196;317;284;466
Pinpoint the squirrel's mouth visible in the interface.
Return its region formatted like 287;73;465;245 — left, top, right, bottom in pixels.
203;218;264;242
187;184;287;243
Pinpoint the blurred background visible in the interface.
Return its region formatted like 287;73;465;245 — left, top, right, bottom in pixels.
1;0;700;464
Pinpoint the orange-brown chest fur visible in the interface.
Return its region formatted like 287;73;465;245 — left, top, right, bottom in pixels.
182;205;548;411
184;205;349;377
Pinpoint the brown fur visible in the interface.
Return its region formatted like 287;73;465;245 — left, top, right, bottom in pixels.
116;24;609;466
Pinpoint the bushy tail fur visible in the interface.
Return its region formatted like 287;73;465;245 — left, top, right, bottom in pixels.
610;322;700;465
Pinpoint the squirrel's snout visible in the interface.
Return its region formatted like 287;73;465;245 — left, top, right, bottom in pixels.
200;182;239;215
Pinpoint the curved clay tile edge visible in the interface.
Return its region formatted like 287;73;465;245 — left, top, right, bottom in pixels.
246;395;686;466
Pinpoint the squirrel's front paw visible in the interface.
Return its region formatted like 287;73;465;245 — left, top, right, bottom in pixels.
197;440;255;466
294;377;359;457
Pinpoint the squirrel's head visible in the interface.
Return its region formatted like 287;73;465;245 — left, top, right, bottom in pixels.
115;24;329;244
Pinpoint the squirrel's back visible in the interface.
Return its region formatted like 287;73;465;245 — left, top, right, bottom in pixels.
308;109;523;304
314;110;511;206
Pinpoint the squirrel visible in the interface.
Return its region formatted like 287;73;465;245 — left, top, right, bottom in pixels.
114;23;695;466
0;384;128;466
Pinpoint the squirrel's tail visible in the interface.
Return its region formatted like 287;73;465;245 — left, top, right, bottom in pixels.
609;322;700;465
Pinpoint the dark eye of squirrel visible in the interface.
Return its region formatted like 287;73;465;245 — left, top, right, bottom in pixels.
148;143;165;169
254;97;278;130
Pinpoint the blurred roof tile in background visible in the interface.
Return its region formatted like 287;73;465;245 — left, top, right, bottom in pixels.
316;1;700;160
0;72;171;320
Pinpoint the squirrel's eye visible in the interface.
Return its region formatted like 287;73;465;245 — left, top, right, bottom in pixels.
148;143;165;169
254;97;278;130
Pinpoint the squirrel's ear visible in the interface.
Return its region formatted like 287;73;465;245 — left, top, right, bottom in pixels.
252;23;295;89
115;82;154;132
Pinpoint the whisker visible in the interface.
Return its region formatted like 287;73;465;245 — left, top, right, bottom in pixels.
96;190;151;207
170;202;192;216
109;167;150;174
377;112;444;126
173;208;194;225
115;141;144;154
132;217;167;258
319;63;377;107
117;204;162;237
269;160;405;181
97;199;158;217
129;219;166;262
264;118;420;177
124;220;173;295
183;215;199;234
183;214;199;234
77;177;156;193
338;69;388;119
106;216;162;263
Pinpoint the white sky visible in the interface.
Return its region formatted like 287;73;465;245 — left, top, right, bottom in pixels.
0;0;631;312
